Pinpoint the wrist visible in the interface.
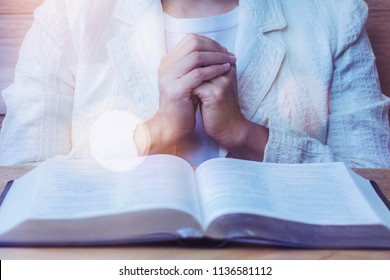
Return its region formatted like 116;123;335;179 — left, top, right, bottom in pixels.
224;120;269;162
134;114;176;156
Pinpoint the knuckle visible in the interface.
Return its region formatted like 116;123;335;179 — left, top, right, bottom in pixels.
187;37;202;51
186;33;199;41
191;69;204;82
212;90;225;102
219;76;230;85
190;52;202;65
192;68;203;79
192;41;202;52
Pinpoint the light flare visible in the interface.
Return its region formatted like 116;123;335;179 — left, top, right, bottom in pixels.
89;110;150;172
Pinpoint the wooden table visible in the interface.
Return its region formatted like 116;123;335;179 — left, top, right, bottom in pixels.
0;167;389;260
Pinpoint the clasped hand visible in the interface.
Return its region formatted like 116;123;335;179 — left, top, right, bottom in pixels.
157;34;244;147
139;33;268;160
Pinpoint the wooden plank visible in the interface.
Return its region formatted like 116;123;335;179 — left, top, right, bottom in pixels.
366;0;390;10
0;97;5;114
0;14;34;113
0;0;44;14
0;246;389;260
0;0;388;14
0;0;387;14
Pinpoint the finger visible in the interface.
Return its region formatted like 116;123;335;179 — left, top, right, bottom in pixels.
174;51;236;77
179;63;231;92
192;82;209;98
192;82;218;108
205;63;237;86
225;63;237;78
192;65;238;101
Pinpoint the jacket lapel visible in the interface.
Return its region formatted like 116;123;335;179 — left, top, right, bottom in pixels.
236;0;286;120
107;0;166;119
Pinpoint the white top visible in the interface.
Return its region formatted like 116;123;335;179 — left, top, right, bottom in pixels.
164;7;239;166
164;7;239;53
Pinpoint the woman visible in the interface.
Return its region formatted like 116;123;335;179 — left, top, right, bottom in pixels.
0;0;389;167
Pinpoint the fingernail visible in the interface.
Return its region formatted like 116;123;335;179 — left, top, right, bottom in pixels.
222;63;231;68
228;55;237;62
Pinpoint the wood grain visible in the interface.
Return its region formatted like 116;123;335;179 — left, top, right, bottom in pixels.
0;15;34;78
0;246;390;260
0;0;44;14
367;0;390;10
0;14;34;112
0;167;389;260
0;0;387;14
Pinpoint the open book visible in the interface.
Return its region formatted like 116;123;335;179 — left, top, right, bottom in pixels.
0;155;389;248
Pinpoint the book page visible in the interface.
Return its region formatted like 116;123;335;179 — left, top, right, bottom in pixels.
195;159;382;228
0;167;43;234
23;155;202;222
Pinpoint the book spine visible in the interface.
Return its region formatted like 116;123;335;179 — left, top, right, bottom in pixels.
370;180;390;211
0;180;13;207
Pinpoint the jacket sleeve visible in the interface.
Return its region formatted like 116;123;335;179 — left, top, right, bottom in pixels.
0;0;76;166
263;0;390;168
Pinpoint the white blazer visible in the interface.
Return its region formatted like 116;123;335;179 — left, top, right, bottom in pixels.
0;0;389;167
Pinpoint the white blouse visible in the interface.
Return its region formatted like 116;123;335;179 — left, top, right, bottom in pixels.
0;0;389;168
